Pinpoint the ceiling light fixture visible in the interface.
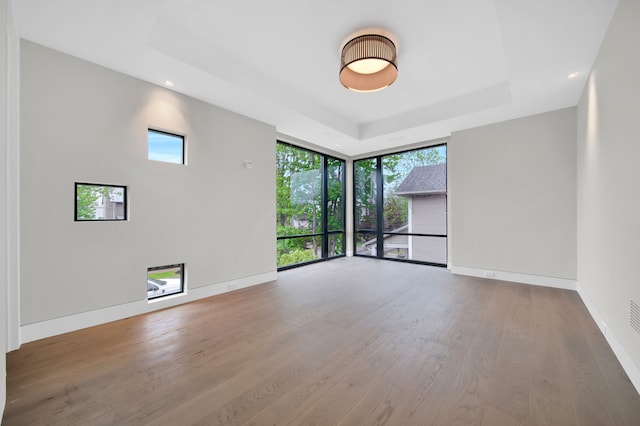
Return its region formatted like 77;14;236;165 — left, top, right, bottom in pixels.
164;80;176;87
339;30;398;92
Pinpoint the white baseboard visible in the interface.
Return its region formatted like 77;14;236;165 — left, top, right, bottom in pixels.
20;271;276;344
577;285;640;394
450;265;577;290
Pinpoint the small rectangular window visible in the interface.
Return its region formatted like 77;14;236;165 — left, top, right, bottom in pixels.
75;183;127;221
147;264;184;300
148;129;185;164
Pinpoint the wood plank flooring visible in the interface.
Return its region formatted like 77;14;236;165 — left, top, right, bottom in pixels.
4;258;640;425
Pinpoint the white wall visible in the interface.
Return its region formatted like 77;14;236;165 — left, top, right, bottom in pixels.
5;0;18;353
1;0;7;418
20;41;276;328
449;108;577;284
345;158;354;256
577;0;640;379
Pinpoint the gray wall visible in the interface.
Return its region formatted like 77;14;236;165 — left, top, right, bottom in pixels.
449;108;577;280
577;0;640;371
20;41;276;325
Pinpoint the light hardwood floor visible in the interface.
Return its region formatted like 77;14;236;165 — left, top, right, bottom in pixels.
4;258;640;425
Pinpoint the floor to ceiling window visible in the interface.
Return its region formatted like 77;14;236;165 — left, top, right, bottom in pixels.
276;141;345;269
354;144;447;266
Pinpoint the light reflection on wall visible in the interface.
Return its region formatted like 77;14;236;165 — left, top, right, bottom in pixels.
139;88;190;164
586;71;599;151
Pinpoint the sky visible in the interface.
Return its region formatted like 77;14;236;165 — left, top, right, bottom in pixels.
148;130;184;164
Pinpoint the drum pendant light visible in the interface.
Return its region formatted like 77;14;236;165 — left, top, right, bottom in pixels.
339;33;398;92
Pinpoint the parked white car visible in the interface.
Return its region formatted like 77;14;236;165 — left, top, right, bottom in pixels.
147;277;182;298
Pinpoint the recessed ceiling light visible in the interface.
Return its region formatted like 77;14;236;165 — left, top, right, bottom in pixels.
567;72;579;79
335;144;341;147
164;80;176;87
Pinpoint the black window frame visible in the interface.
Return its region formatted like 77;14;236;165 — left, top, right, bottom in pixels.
74;182;128;222
147;128;186;165
276;141;346;271
353;143;448;267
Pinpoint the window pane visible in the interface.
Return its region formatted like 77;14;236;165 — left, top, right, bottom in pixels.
381;233;408;259
384;235;447;264
276;144;322;237
382;146;446;232
404;194;447;235
277;236;322;267
328;233;345;257
275;142;345;269
147;264;184;299
354;159;377;231
355;232;377;256
75;183;127;221
354;144;448;266
327;157;344;232
148;129;184;164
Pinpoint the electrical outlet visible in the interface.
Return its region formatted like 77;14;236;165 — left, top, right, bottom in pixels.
483;271;495;278
227;282;237;290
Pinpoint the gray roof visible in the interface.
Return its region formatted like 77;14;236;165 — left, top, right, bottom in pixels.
395;163;446;196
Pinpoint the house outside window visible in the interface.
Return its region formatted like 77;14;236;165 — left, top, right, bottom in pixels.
354;144;447;266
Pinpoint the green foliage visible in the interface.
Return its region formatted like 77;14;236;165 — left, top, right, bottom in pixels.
276;143;322;235
76;184;100;219
148;271;179;280
276;143;346;260
384;196;408;230
326;159;343;232
328;234;344;256
354;158;377;230
277;236;307;253
277;249;317;267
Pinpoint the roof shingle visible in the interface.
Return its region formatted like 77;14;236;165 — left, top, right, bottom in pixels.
395;163;446;195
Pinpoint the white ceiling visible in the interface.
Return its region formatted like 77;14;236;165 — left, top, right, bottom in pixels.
12;0;618;157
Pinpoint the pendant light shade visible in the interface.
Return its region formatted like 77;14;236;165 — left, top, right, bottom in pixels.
340;34;398;92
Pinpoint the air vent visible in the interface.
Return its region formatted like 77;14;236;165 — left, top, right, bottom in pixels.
631;300;640;335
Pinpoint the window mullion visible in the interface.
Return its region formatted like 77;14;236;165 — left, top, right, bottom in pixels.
375;157;384;258
321;155;328;259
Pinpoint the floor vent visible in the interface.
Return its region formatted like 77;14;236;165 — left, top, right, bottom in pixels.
631;300;640;335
